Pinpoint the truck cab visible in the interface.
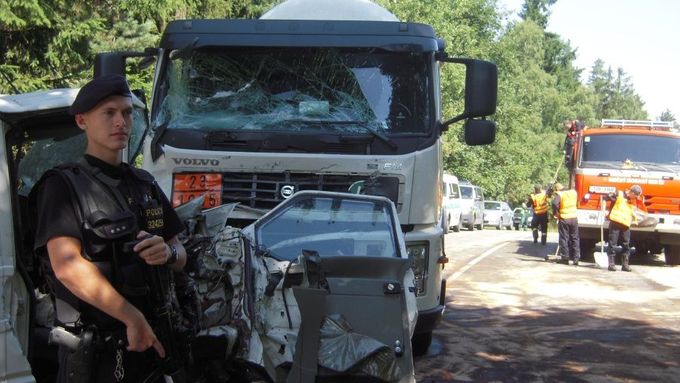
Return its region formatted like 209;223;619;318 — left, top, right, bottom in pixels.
568;119;680;265
87;0;496;355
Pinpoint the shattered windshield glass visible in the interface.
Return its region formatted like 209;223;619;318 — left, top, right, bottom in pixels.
255;195;398;261
154;47;431;136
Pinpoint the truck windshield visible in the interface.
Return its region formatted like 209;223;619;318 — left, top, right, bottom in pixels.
580;134;680;167
154;47;431;136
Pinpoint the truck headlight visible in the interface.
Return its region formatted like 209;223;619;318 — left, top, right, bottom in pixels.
407;243;429;296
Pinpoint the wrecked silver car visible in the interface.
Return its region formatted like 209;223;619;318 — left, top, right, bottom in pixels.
178;191;418;382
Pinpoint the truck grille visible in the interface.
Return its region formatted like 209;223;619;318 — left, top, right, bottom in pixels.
221;172;400;210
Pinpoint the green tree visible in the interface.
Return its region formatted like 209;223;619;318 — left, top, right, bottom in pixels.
588;59;647;120
658;109;676;122
519;0;557;29
0;0;278;93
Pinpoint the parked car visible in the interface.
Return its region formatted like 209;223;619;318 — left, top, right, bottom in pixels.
483;201;513;229
512;206;532;230
459;182;484;230
440;173;463;233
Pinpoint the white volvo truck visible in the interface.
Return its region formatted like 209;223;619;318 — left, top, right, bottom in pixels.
92;0;497;355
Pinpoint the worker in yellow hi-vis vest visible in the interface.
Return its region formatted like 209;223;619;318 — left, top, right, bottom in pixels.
605;185;643;272
527;184;549;245
551;183;580;265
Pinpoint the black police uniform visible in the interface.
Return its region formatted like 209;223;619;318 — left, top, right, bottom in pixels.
32;154;185;382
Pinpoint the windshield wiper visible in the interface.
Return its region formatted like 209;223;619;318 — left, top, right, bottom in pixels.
580;161;623;169
632;161;678;174
286;119;397;150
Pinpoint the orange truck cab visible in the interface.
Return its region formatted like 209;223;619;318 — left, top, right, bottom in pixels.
567;119;680;265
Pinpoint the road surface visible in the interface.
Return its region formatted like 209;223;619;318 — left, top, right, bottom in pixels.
415;228;680;382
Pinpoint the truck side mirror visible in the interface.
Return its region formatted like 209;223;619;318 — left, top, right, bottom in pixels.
94;49;159;77
461;59;497;117
439;58;498;130
464;119;496;146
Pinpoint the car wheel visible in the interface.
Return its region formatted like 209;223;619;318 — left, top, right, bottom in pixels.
453;216;462;232
496;219;502;230
412;331;433;356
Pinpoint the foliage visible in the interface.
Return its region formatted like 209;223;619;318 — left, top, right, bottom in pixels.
658;109;676;122
519;0;557;29
0;0;278;92
0;0;659;207
587;59;648;121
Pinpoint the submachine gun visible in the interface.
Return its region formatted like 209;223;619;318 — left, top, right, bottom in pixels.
124;239;199;383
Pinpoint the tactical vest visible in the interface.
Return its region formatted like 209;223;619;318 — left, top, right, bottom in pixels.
555;189;577;219
609;191;634;228
37;160;166;330
531;192;549;215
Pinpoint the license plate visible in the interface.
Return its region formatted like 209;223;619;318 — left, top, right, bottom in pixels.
173;173;223;208
588;185;616;194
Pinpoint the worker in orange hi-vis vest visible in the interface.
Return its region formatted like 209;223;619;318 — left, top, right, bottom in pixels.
551;183;580;265
527;184;549;245
604;185;643;272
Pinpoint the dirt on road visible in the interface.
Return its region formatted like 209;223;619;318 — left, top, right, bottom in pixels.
416;231;680;382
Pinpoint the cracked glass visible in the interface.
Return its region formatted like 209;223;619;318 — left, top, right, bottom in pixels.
154;47;431;136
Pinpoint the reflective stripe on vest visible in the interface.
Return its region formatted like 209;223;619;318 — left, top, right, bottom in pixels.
531;192;549;215
609;191;634;227
556;189;577;219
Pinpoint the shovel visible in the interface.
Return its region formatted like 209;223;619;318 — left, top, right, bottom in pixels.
593;196;608;268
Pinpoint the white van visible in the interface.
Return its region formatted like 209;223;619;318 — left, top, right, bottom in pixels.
441;173;463;233
459;182;485;230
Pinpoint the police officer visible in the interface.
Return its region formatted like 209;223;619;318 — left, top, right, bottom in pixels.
551;183;580;265
528;184;549;245
31;74;187;382
605;185;642;272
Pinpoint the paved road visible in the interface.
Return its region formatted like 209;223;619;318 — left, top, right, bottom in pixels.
415;228;680;382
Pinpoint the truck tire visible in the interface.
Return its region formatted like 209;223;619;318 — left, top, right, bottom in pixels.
580;239;596;262
411;331;433;356
664;245;680;266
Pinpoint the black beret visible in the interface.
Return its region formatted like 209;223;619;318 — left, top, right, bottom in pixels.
69;74;132;115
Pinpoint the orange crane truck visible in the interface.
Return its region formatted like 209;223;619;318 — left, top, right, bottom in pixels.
566;119;680;265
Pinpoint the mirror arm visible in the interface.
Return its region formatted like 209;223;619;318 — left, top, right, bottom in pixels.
94;48;159;77
437;56;474;65
439;114;469;131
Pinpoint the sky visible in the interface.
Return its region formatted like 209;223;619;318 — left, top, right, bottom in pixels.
498;0;679;120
